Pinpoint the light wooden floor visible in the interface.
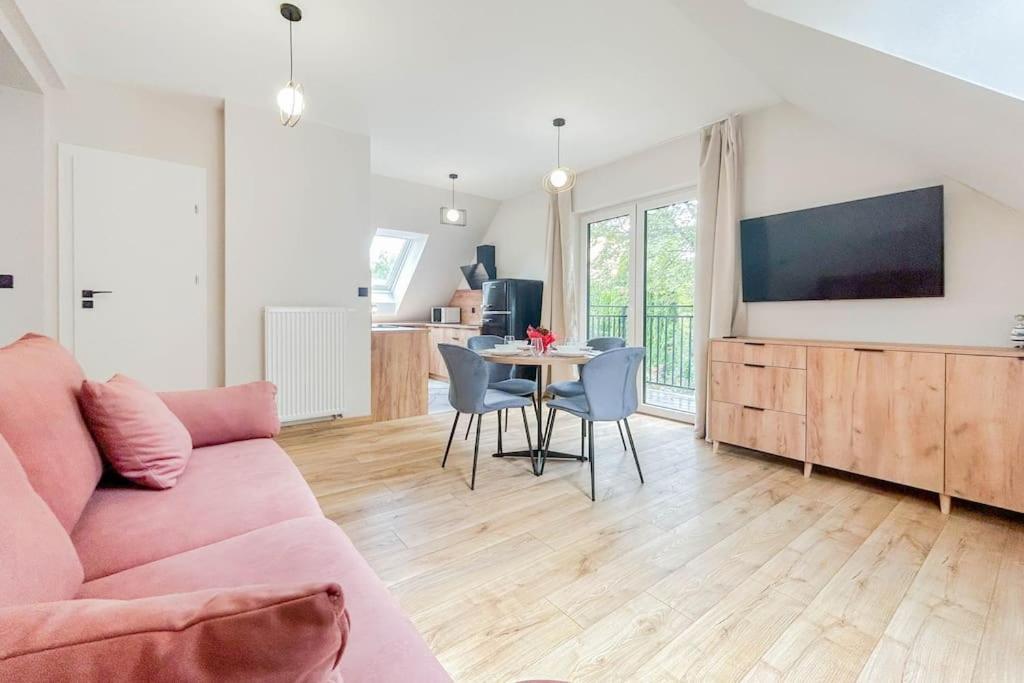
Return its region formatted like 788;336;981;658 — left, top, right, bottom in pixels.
278;411;1024;683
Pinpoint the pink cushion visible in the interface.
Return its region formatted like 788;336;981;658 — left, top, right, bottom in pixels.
73;438;323;580
79;517;451;683
0;434;84;608
0;334;103;531
80;374;193;490
0;582;349;682
159;382;280;448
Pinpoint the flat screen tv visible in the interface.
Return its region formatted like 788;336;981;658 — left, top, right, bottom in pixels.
740;185;944;302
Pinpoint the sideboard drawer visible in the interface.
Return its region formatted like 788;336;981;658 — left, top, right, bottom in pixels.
710;361;806;414
711;341;806;369
711;401;805;460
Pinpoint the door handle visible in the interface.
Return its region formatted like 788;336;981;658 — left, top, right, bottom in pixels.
82;290;113;298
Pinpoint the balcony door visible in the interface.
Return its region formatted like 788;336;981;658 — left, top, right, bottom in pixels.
581;191;698;421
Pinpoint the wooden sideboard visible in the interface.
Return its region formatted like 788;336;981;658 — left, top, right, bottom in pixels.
710;337;1024;515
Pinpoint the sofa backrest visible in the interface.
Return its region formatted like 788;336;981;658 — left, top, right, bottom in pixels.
0;432;84;607
0;334;104;532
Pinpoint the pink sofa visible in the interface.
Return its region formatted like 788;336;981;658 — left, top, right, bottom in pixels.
0;334;449;682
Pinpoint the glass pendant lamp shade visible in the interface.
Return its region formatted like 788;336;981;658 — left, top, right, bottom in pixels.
441;173;467;226
278;81;305;127
542;117;576;194
278;4;304;127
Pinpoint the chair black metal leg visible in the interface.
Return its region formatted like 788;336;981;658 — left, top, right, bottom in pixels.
521;407;536;475
464;413;474;440
442;413;460;467
505;408;509;432
471;412;482;490
623;417;643;484
617;421;627;450
540;409;557;475
588;421;596;501
497;410;503;455
580;419;586;461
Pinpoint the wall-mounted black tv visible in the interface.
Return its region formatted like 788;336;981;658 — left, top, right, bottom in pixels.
740;185;944;303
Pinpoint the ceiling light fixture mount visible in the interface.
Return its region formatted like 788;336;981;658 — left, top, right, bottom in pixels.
277;3;305;127
542;117;576;194
441;173;467;226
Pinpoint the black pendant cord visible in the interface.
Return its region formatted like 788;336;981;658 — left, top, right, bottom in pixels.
556;125;561;168
451;177;456;207
289;21;294;82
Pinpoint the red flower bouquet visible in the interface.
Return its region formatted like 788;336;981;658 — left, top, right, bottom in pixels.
526;325;557;352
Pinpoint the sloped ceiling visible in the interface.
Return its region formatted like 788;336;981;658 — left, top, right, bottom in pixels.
18;0;779;200
0;30;34;90
747;0;1024;101
671;0;1024;212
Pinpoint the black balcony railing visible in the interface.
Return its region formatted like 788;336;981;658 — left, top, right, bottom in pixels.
588;304;695;392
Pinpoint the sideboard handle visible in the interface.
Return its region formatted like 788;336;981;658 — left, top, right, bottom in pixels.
744;363;765;368
854;348;885;353
743;342;765;347
742;405;765;412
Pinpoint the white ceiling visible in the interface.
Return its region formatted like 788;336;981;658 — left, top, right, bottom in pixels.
747;0;1024;102
18;0;779;199
673;0;1024;213
0;23;38;91
745;0;1024;102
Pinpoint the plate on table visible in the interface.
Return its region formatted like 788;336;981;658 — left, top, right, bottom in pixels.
549;348;590;357
487;347;527;356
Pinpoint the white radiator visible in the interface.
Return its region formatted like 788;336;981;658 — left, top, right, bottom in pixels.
264;307;346;423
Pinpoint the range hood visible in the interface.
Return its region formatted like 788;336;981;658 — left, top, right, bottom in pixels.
460;245;497;290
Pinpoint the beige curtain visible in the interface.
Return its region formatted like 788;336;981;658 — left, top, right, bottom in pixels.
693;115;745;439
542;191;575;383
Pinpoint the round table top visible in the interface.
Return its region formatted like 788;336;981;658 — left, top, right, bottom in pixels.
477;350;596;366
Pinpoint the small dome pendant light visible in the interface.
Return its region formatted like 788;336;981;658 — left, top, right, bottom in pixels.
441;173;467;226
278;3;305;127
542;117;576;194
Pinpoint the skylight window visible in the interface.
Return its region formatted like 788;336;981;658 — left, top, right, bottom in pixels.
370;229;428;315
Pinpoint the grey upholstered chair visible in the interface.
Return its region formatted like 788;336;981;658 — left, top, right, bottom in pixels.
541;347;645;500
546;336;628;449
439;343;535;489
463;335;538;438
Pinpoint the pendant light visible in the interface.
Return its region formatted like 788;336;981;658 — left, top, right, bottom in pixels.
277;3;305;127
542;117;576;194
441;173;467;226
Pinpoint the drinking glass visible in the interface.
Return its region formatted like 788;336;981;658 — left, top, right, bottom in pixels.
504;335;515;345
531;337;544;356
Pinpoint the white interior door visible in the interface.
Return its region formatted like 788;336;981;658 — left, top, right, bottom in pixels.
65;146;206;390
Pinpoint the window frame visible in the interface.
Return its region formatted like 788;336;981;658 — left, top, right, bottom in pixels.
370;228;429;314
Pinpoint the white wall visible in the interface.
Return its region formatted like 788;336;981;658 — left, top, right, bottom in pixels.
370;175;499;321
0;86;44;345
484;101;1024;348
478;190;550;281
224;101;373;416
44;77;225;385
481;134;700;281
741;103;1024;347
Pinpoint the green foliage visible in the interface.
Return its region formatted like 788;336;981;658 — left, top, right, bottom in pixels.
586;201;699;397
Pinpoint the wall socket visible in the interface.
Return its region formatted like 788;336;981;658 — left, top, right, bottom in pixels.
357;286;369;298
0;275;13;289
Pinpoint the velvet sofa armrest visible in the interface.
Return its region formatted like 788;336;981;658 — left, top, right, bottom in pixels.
0;583;349;682
158;382;281;448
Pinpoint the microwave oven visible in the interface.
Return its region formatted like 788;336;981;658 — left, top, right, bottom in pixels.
431;307;461;324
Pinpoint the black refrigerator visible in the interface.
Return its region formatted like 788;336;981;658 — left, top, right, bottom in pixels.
481;279;544;339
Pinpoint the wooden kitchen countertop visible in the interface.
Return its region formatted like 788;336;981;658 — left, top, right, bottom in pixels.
392;321;482;331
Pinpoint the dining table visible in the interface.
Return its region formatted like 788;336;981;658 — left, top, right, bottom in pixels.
477;348;598;473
